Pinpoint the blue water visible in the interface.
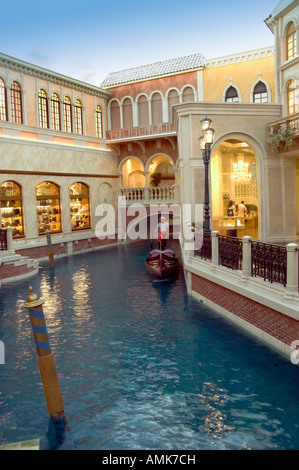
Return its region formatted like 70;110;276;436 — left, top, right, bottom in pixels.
0;240;299;450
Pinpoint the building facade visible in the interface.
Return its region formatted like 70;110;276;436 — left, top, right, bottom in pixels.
0;0;298;253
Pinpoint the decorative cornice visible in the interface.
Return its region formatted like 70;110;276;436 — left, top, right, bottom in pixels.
0;52;110;99
202;46;274;69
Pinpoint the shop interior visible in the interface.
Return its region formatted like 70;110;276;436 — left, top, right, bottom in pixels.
211;139;259;239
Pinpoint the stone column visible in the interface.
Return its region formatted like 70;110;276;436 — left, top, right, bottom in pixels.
286;243;298;294
242;235;252;280
211;230;219;267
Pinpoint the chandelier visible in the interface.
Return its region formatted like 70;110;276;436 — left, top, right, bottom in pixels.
231;157;252;182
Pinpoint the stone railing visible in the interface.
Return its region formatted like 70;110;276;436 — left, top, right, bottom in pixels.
107;123;175;140
195;231;298;293
120;185;179;204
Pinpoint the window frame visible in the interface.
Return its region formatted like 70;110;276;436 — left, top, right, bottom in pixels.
38;89;49;128
10;81;23;124
63;96;73;133
51;92;61;131
74;99;83;134
96;105;103;138
0;77;7;121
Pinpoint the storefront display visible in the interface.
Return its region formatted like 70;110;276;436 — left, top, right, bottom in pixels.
70;183;91;230
36;182;62;235
0;181;24;238
219;216;245;237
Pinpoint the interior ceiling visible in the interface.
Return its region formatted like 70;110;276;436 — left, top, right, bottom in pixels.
217;139;255;158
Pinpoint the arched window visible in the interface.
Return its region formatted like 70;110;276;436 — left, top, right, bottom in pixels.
10;81;22;123
151;92;162;124
287;79;297;115
70;182;90;230
123;98;133;128
63;96;72;133
96;105;103;138
36;182;61;235
253;81;268;103
0;181;24;238
286;22;296;60
168;90;179;123
225;86;239;103
0;77;7;121
51;93;61;131
38;89;49;128
182;86;195;102
110;101;120;129
138;95;149;125
75;99;83;134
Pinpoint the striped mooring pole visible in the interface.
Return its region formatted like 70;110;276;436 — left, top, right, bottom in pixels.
46;231;54;266
24;286;66;430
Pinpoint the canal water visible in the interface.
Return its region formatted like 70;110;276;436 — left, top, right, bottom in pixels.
0;240;299;450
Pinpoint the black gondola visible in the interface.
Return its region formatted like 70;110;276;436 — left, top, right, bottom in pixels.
145;247;179;278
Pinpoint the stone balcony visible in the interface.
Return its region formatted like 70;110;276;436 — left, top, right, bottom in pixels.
119;185;179;205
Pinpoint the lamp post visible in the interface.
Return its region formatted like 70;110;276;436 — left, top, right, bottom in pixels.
199;116;215;233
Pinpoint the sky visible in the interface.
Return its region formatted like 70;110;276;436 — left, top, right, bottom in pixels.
0;0;278;87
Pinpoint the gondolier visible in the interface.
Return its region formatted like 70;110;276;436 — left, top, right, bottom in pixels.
154;216;169;250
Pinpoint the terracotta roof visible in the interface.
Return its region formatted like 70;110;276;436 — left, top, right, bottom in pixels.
101;53;205;87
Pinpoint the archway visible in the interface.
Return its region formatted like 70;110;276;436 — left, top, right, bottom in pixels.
147;154;175;187
211;138;259;239
120;157;145;188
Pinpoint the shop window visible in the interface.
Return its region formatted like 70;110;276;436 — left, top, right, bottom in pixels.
38;89;49;128
0;77;7;121
0;181;24;238
225;86;239;103
51;93;61;130
253;81;268;103
75;99;83;134
96;105;103;138
70;182;91;230
287;79;297;115
10;81;22;123
63;96;72;132
36;182;62;235
286;22;296;60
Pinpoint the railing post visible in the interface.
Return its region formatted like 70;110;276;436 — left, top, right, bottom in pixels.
211;230;219;267
6;227;14;253
286;243;298;294
242;235;252;280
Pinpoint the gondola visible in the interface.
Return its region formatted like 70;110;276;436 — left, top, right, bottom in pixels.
145;246;179;278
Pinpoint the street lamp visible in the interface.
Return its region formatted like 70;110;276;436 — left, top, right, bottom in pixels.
200;116;215;233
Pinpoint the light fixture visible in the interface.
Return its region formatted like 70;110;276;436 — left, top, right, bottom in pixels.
200;116;212;132
231;156;252;182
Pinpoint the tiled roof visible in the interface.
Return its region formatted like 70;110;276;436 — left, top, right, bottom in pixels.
101;52;205;87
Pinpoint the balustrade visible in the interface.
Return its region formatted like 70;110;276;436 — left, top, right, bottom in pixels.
194;231;292;290
120;185;179;204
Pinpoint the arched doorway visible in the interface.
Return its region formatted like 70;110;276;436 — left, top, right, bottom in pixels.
211;139;259;239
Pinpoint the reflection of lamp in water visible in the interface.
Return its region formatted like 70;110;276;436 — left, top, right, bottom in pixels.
231;155;252;182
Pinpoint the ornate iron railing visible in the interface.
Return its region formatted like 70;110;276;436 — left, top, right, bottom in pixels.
251;241;287;286
218;234;243;270
0;229;7;251
194;232;212;260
